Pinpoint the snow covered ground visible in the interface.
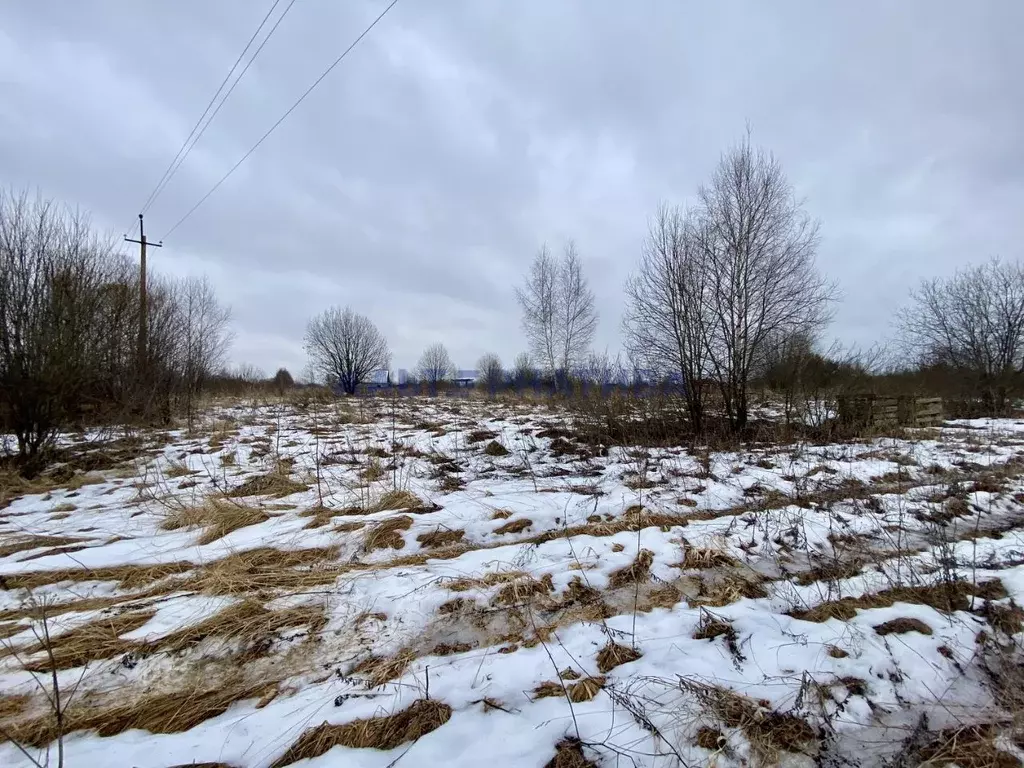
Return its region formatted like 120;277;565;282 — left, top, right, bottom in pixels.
1;397;1024;767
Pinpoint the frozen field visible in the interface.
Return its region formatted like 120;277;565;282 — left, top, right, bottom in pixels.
1;397;1023;767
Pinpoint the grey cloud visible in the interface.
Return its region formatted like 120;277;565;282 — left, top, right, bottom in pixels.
1;0;1021;373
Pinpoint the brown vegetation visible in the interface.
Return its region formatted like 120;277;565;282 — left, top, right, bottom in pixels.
417;528;466;548
269;699;451;766
608;549;654;588
363;515;414;551
162;499;270;545
595;640;642;673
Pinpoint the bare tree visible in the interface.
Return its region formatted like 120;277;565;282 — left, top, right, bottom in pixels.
477;353;504;396
0;189;117;463
417;343;455;390
623;203;712;433
517;245;558;375
899;258;1024;412
0;187;234;468
696;134;834;431
304;306;389;395
516;241;597;389
178;275;232;427
229;362;266;383
512;352;536;390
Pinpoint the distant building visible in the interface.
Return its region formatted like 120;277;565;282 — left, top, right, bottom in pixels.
365;369;391;389
453;369;478;387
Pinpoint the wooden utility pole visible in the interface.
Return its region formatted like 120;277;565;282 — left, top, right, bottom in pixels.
125;213;162;370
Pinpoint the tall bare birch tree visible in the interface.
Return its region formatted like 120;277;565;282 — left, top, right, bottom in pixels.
697;136;834;431
516;241;597;388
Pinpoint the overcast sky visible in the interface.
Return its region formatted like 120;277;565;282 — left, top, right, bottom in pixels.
2;1;1021;375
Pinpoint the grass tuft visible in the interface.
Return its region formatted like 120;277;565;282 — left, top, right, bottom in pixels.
363;515;414;551
270;699;451;766
225;463;308;499
494;518;532;535
874;617;932;636
596;640;642;673
369;490;436;514
162;499;270;545
608;549;654;588
416;528;465;548
567;676;606;702
350;649;415;687
545;737;598;768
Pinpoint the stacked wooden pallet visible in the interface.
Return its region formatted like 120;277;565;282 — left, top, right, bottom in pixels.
838;395;944;428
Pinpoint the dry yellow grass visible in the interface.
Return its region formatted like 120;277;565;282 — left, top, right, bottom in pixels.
191;546;342;595
595;640;642;673
7;599;318;674
332;521;365;533
677;547;738;569
679;679;817;761
416;528;465;548
640;583;684;612
225;467;308;499
491;573;555;606
17;610;156;672
491;508;513;519
147;599;326;659
430;641;473;655
546;737;598;768
567;676;606;702
608;549;654;588
162;499;270;545
19;543;94;562
363;515;414;551
692;571;770;607
533;680;566;699
2;560;194;592
164;460;194;479
269;699;451;766
2;675;267;747
299;505;335;529
494;518;532;535
0;469;53;509
0;693;30;719
0;621;25;640
0;535;84;559
789;580;1005;623
360;458;386;482
370;490;436;514
350;649;416;687
873;617;933;636
915;724;1020;768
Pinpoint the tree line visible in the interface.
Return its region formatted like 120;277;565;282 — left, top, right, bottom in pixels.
0;189;232;466
303;133;1024;429
6;131;1024;465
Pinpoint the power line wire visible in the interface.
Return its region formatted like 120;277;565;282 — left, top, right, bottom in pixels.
134;0;285;221
162;0;401;241
142;0;299;217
